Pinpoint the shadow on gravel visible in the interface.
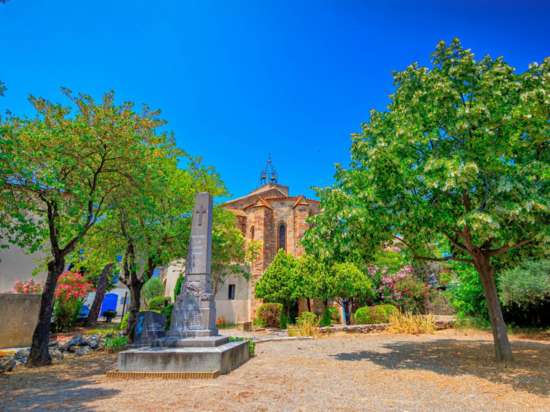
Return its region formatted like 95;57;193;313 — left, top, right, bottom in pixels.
332;338;550;396
0;353;119;411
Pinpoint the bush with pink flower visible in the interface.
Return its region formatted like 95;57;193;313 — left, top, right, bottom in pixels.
367;264;430;313
13;279;42;294
53;271;93;332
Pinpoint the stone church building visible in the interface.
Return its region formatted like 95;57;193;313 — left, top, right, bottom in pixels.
162;160;319;324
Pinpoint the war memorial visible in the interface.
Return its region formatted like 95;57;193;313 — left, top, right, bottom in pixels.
114;193;250;377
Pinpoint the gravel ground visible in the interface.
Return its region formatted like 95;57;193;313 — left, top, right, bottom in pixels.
1;329;549;412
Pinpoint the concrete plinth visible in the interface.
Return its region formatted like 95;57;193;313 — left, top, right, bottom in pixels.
117;340;249;375
153;336;229;348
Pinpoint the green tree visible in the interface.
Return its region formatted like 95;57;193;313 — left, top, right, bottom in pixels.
0;90;163;366
142;277;165;307
255;250;301;317
306;40;549;362
326;262;373;324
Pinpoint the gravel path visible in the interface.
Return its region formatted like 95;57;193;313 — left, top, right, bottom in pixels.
1;329;549;411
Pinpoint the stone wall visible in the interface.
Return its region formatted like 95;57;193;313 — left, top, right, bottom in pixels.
0;293;41;348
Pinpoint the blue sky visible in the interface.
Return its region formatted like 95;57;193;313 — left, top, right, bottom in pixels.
1;1;548;200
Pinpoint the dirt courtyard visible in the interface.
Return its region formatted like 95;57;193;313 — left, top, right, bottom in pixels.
1;329;549;412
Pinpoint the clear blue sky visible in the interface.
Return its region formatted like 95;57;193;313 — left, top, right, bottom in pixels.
1;1;548;200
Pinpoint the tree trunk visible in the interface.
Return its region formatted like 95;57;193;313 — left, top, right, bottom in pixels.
473;252;513;364
125;280;143;343
27;258;65;367
306;298;312;312
86;263;114;325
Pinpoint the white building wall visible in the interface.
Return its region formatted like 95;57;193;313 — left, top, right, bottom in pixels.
0;244;47;292
215;273;250;324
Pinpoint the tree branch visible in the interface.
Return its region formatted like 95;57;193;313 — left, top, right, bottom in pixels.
486;239;532;256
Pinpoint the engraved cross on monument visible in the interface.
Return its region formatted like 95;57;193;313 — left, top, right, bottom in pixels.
169;192;218;337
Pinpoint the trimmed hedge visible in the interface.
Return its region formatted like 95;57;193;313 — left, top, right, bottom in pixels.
353;304;399;324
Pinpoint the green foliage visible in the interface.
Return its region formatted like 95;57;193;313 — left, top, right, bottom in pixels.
255;250;301;307
83;327;118;336
148;295;171;312
104;335;128;352
255;303;283;328
448;263;488;320
319;308;333;327
173;274;184;301
303;40;549;359
353;306;371;324
371;304;399;323
329;262;374;306
297;311;318;326
120;312;130;331
289;311;319;336
353;304;399;324
161;303;174;330
393;276;428;313
142;277;165;308
499;259;550;308
53;299;83;332
279;312;289;329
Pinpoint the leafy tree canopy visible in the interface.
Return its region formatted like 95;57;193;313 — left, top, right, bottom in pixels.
255;250;301;305
303;39;549;362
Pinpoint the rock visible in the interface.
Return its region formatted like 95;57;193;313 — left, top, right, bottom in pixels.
61;334;86;351
48;341;59;348
74;346;91;356
0;357;16;373
86;335;100;350
49;348;64;362
14;348;30;364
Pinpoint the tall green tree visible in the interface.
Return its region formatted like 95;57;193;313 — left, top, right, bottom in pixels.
0;90;165;366
255;250;302;316
305;40;549;362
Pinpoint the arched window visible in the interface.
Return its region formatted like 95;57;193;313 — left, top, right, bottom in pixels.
278;223;286;251
250;225;255;240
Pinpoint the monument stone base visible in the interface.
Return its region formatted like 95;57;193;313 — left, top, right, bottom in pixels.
117;338;249;375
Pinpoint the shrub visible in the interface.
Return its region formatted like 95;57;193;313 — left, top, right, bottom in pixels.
104;335;128;352
161;304;174;330
499;259;550;327
256;303;283;328
120;312;130;331
499;259;550;308
148;295;171;312
289;311;319;336
353;306;372;324
103;310;116;322
173;274;184;301
370;304;398;323
387;312;435;334
393;276;428;313
279;312;289;329
142;277;164;307
13;279;42;294
319;308;333;327
353;304;398;324
448;263;488;321
53;271;92;332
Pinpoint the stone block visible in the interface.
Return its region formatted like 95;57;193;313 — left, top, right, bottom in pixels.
117;340;249;374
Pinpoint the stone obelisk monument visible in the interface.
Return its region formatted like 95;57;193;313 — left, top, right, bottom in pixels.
115;192;250;377
169;192;218;338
